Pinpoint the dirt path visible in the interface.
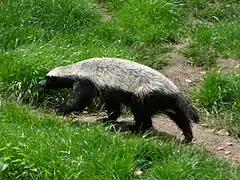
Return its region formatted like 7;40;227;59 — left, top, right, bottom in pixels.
153;116;240;164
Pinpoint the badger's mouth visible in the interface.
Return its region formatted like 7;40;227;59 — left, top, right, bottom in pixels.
39;79;47;87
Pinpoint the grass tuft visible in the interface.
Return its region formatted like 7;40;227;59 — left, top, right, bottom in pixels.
183;21;240;67
184;0;240;23
0;0;100;50
102;0;184;44
190;70;240;135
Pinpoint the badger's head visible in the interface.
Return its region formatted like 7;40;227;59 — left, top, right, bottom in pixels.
39;76;75;89
39;66;75;89
39;76;69;89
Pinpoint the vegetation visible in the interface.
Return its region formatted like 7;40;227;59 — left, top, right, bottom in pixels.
0;0;239;178
0;0;100;50
183;0;240;66
102;0;185;44
190;71;240;136
0;103;239;179
184;21;240;66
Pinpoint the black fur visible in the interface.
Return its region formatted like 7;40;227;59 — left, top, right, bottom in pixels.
40;76;198;142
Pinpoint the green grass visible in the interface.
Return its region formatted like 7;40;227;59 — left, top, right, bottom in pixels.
190;71;240;136
183;21;240;67
0;0;100;51
98;0;185;44
0;35;137;105
1;0;180;105
180;0;240;135
182;0;240;67
184;0;240;23
0;103;239;179
1;0;240;178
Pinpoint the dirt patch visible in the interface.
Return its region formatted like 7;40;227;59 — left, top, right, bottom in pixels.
158;39;205;92
99;4;112;22
153;116;240;164
218;57;240;70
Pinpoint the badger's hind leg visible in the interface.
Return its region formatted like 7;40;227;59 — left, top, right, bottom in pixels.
142;92;193;142
165;110;193;143
163;95;194;143
57;81;95;115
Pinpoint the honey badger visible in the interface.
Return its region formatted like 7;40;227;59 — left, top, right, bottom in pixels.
40;58;199;142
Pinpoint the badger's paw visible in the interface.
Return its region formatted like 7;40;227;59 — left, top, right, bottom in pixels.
56;103;69;115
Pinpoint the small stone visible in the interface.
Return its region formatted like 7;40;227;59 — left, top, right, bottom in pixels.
201;123;209;127
205;129;215;133
216;147;224;151
134;170;143;176
226;142;233;146
185;79;192;83
224;151;231;155
217;129;229;136
232;156;240;163
82;111;88;114
130;169;143;176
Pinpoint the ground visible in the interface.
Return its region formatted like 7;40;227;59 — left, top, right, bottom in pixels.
67;40;240;164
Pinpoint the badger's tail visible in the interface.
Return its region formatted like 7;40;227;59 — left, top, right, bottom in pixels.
175;94;199;123
162;93;198;142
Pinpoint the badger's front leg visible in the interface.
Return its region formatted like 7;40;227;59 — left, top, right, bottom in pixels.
57;81;95;115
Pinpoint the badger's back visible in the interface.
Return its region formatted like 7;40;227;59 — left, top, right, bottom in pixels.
47;58;179;96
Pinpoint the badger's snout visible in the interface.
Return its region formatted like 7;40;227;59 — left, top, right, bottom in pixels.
39;79;47;87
